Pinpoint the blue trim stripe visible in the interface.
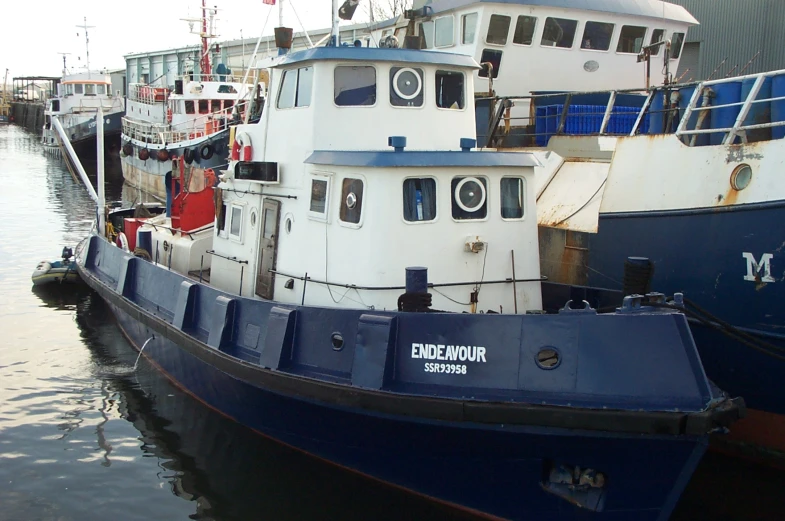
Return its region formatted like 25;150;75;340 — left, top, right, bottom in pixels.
305;150;541;167
273;47;480;69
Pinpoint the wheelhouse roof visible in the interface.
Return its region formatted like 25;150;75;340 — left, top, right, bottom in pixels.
270;47;480;70
421;0;699;25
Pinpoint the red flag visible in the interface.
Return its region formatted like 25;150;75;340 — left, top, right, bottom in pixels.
263;0;275;5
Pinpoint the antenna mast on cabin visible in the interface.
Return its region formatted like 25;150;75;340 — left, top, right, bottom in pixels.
182;0;219;77
57;52;72;76
75;17;95;77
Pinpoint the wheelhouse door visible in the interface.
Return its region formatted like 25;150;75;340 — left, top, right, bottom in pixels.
255;198;280;299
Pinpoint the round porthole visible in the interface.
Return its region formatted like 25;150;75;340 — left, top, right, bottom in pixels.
392;68;422;100
535;347;561;370
454;177;486;213
331;332;344;351
346;192;357;209
731;164;752;191
285;217;293;234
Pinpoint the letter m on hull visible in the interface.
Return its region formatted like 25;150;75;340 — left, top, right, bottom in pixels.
743;252;775;283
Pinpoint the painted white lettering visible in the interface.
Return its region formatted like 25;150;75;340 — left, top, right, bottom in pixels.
412;343;419;359
458;346;468;361
447;345;458;361
428;344;437;359
743;252;775;283
477;346;487;363
467;346;477;362
437;344;445;360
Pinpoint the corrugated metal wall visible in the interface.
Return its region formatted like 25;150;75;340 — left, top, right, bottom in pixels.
667;0;785;80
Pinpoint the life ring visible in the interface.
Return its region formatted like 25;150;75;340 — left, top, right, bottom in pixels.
138;148;150;161
157;149;170;162
122;143;133;157
200;143;214;160
183;148;194;164
115;232;130;252
232;132;253;161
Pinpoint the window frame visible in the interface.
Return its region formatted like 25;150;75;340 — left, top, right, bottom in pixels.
402;176;439;225
461;12;478;45
435;70;466;111
649;29;665;56
228;202;246;243
216;202;228;238
74;84;84;94
540;16;579;49
450;175;490;222
512;15;538;47
308;173;332;222
333;65;378;108
616;25;648;54
580;21;615;52
338;175;366;229
670;32;686;60
499;176;526;221
485;14;511;46
434;15;455;48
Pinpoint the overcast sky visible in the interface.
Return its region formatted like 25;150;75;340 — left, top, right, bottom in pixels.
1;0;378;79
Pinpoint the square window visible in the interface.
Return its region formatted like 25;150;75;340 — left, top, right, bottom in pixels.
339;178;364;225
541;17;577;48
478;49;503;79
185;100;195;114
435;70;464;109
434;16;454;47
277;68;297;109
500;177;524;219
451;176;488;220
296;66;313;107
198;99;209;114
617;25;647;53
650;29;665;56
97;85;106;95
74;84;84;94
462;13;477;44
230;206;242;237
581;21;614;51
334;66;376;106
309;176;330;221
418;21;434;48
403;178;437;222
671;32;685;59
486;15;511;45
513;16;537;46
390;67;424;107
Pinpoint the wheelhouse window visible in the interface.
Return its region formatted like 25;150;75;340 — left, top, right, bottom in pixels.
84;84;96;95
403;178;436;222
230;205;243;238
434;15;454;47
308;175;330;221
541;17;577;48
339;178;364;225
97;84;106;95
500;177;524;219
617;25;647;53
74;84;83;94
671;32;685;59
277;66;314;109
650;29;665;55
334;66;376;106
461;13;477;44
478;49;502;79
185;100;195;114
486;15;511;45
198;99;209;114
390;67;424;107
512;15;537;46
451;176;488;220
435;70;464;109
418;21;434;48
581;21;614;51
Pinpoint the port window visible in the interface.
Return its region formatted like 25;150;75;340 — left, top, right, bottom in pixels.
461;13;477;44
97;84;106;95
617;25;647;53
650;29;665;55
478;49;503;78
541;17;577;48
334;66;376;106
74;84;83;94
500;177;525;219
403;178;437;222
308;175;330;222
390;67;424;107
513;15;537;46
339;178;364;226
452;176;488;220
198;99;209;114
277;68;297;109
671;32;685;59
435;70;464;109
581;21;614;51
185;100;195;114
230;205;243;238
486;15;510;45
296;66;313;107
418;21;434;48
434;15;454;47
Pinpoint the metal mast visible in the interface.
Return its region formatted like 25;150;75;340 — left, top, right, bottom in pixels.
75;17;95;77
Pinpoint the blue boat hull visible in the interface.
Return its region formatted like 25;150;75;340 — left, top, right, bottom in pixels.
110;302;707;521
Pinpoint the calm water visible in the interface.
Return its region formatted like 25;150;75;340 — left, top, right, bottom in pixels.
0;124;782;520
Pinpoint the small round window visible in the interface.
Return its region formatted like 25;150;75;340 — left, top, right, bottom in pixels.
731;164;752;191
393;68;422;100
535;347;561;370
455;177;487;213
